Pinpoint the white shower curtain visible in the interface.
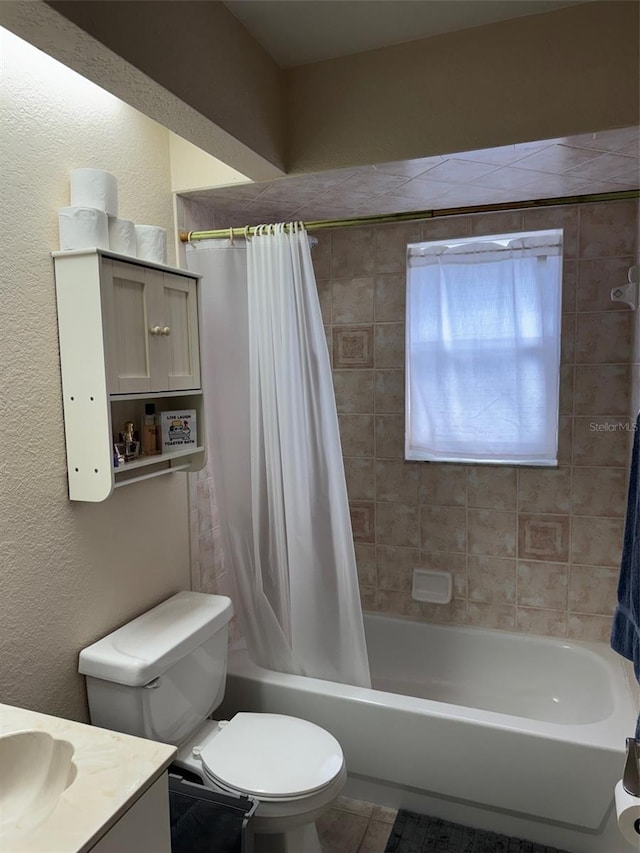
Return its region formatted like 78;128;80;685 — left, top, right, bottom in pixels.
186;224;371;688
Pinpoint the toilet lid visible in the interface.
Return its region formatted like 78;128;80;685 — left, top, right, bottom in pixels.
200;713;344;799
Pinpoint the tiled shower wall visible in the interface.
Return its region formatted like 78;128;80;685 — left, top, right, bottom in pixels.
188;198;638;643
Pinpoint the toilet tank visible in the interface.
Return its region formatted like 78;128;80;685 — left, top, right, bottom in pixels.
79;591;233;745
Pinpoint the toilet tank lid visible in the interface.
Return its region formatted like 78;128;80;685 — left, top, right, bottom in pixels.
78;592;233;687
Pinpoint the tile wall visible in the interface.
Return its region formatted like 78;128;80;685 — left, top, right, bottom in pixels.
187;197;639;643
315;199;638;641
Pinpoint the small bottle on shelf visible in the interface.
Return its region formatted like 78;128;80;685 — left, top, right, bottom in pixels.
142;404;161;455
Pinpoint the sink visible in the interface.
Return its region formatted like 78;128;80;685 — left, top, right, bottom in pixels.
0;729;76;840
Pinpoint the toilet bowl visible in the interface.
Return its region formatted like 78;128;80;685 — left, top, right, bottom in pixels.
79;592;345;853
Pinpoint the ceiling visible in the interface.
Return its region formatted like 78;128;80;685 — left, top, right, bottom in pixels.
223;0;590;68
182;126;639;228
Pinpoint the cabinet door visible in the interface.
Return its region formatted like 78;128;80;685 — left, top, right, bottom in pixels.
103;259;158;394
103;261;201;394
160;271;201;391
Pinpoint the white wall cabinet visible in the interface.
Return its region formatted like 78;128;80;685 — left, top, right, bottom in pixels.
53;249;205;502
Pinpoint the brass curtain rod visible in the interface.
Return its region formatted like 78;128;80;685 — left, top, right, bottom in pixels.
179;189;639;243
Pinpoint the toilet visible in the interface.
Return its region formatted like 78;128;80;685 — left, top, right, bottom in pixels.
78;591;345;853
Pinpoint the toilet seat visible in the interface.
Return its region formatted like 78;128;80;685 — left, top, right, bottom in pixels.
199;713;344;801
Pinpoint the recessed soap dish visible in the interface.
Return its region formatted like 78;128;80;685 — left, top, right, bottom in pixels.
412;568;453;604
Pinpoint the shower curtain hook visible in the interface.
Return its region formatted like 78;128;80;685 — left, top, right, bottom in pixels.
228;227;234;246
244;226;250;241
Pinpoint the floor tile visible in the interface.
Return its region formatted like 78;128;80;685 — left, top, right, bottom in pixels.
358;819;393;852
371;805;397;824
317;808;370;852
336;796;375;817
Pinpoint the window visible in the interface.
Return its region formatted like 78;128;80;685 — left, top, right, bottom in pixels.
405;229;563;466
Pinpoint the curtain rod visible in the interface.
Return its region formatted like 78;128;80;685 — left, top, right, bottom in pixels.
179;189;638;243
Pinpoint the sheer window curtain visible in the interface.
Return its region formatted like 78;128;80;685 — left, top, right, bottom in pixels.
187;225;371;688
406;231;563;465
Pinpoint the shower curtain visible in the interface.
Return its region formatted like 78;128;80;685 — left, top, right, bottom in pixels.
186;224;371;688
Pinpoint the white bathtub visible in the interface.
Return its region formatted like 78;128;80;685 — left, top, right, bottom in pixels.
220;613;639;853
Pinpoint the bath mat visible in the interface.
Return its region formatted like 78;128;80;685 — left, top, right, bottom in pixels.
384;810;574;853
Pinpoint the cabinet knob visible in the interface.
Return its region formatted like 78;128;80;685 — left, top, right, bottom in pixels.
161;326;171;336
149;325;162;335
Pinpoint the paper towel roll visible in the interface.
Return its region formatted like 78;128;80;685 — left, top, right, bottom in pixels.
615;780;640;846
135;225;167;264
108;217;136;256
70;168;118;217
58;206;109;251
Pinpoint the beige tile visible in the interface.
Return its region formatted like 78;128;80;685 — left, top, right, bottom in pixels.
419;551;467;597
375;370;404;413
344;458;376;501
573;416;632;467
375;323;405;368
562;260;577;314
376;502;420;547
316;278;332;324
571;467;627;517
375;222;422;274
378;591;466;624
339;415;375;458
517;560;568;609
376;545;418;591
360;587;377;612
561;314;576;364
468;509;517;557
334;370;375;414
574;365;630;416
350;501;376;543
311;233;331;280
577;256;637;312
468;555;516;603
334;326;374;369
419;463;467;506
334;797;374;818
421;506;467;553
559;366;574;415
516;607;568;637
578;200;638;259
523;204;579;258
575;312;633;364
467;602;515;630
331;227;376;278
567;613;614;642
375;274;405;322
569;565;619;614
371;806;397;824
316;807;369;853
558;416;573;466
375;459;419;503
469;210;524;235
518;467;571;514
467;466;517;510
570;516;624;567
358;819;394;853
421;214;472;241
332;277;374;325
375;415;404;459
518;514;569;562
355;543;376;586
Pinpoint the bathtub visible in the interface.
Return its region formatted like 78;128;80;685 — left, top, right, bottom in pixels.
220;613;639;853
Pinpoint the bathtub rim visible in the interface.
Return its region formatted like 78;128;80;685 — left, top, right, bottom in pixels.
228;612;638;752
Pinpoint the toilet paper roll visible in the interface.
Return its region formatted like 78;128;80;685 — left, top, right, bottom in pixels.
70;168;118;217
108;217;136;256
135;224;167;264
58;206;109;251
615;780;640;846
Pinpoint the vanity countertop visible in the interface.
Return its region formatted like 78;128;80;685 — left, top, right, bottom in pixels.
0;702;176;852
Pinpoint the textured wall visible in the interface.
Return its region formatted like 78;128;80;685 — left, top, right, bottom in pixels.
0;28;190;721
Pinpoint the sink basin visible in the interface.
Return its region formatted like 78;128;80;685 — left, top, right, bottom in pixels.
0;729;76;840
